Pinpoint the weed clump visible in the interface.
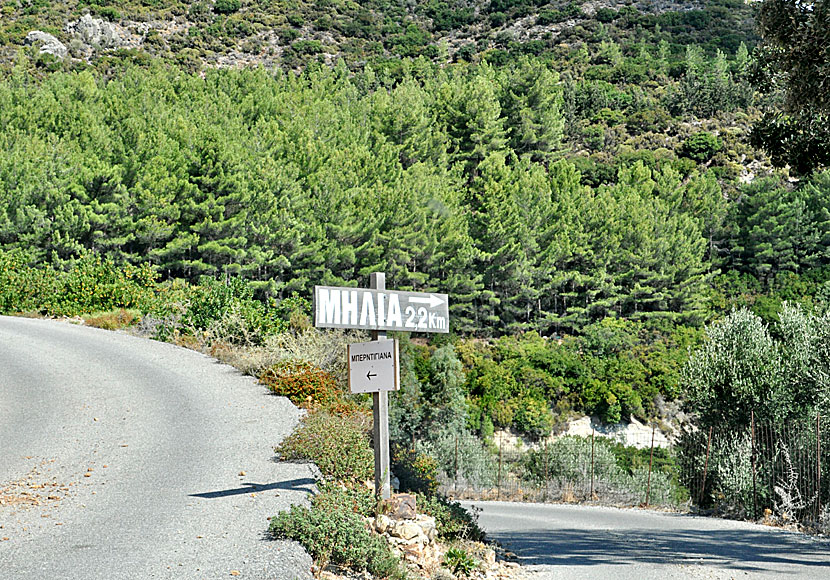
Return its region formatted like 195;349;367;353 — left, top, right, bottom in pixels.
260;360;340;407
270;483;405;578
275;410;373;485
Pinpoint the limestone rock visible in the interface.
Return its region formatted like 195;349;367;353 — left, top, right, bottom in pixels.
374;513;392;534
392;521;424;541
24;31;67;59
386;493;417;520
66;14;123;49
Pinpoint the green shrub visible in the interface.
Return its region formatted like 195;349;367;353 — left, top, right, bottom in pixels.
444;546;479;577
417;430;497;488
270;485;404;577
181;276;283;344
44;252;157;317
512;394;553;438
0;250;49;314
275;411;373;484
392;444;440;495
680;132;722;163
213;0;240;14
417;494;485;541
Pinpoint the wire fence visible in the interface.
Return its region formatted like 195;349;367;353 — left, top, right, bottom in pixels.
438;414;829;525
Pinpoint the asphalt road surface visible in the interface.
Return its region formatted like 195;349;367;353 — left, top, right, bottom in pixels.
0;316;314;579
466;501;830;579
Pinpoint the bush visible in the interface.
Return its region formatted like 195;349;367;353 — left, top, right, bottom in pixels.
270;484;404;577
259;360;340;408
392;444;440;495
83;309;140;330
680;132;722;163
417;493;485;541
417;429;497;488
43;252;157;317
213;0;240;14
275;411;373;485
444;546;479;576
181;276;283;345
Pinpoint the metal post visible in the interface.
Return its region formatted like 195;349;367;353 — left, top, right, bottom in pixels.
646;423;655;507
454;434;459;492
699;426;713;510
370;272;391;500
751;410;758;521
497;437;503;501
544;439;549;501
818;414;822;519
590;427;595;501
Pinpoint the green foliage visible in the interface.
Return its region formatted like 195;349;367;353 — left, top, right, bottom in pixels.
444;547;479;577
212;0;240;14
521;435;686;505
680;132;722;163
269;483;404;577
417;493;485;541
274;410;374;484
0;250;158;317
751;0;830;174
392;444;440;495
682;304;830;428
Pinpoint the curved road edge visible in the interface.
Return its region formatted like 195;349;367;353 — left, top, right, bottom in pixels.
0;316;314;580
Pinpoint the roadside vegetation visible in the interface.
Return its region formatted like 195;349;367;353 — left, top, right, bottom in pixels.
2;0;830;565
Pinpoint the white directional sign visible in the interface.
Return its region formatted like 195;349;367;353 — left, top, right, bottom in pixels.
348;339;400;393
314;286;449;333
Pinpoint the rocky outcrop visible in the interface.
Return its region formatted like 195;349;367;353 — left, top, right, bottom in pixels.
357;494;524;579
24;31;67;59
66;14;125;49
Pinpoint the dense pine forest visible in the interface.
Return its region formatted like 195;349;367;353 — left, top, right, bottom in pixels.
2;0;829;435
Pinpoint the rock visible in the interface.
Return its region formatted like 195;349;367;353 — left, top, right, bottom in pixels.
66;14;123;49
416;514;438;540
392;521;424;541
386;493;417;520
24;31;67;59
374;513;392;534
431;569;455;580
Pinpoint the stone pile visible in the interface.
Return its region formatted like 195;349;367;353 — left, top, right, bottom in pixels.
364;494;525;580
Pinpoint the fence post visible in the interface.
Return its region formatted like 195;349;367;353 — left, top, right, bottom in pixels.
818;414;822;519
590;427;595;501
544;439;549;502
454;434;459;492
699;426;713;510
752;410;758;521
646;422;655;507
497;437;503;501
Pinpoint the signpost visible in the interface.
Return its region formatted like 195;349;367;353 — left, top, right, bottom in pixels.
314;286;449;333
313;275;449;499
347;339;399;394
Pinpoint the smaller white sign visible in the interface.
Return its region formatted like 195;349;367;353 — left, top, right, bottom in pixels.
348;339;400;394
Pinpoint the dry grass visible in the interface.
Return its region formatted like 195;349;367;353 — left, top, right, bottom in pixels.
83;309;140;330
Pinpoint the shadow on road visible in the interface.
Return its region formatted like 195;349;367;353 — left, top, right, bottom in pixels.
488;526;830;573
189;477;315;499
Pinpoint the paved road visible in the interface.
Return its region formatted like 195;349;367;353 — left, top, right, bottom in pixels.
466;501;830;580
0;316;313;579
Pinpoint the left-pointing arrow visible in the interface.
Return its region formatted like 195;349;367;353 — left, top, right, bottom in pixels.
367;371;377;380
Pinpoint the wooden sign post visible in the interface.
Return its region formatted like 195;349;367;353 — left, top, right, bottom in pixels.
313;274;449;499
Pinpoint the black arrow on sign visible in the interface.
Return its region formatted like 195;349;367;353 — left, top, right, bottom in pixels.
367;371;377;380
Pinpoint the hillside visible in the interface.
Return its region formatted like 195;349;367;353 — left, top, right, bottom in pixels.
3;0;757;69
2;0;829;444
